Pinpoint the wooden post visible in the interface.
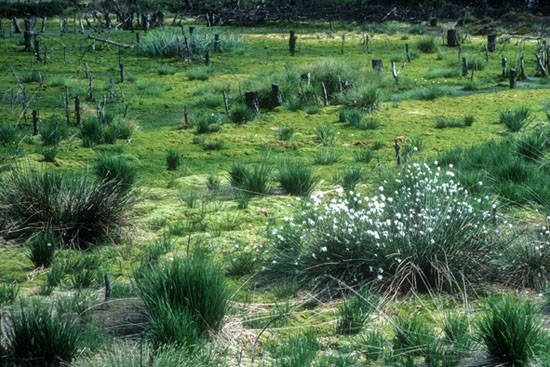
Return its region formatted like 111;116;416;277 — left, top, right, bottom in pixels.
118;47;122;65
23;18;32;52
394;140;401;166
119;63;124;82
189;26;195;37
510;68;517;89
12;17;22;33
341;32;345;54
214;34;220;52
271;83;282;107
484;44;489;62
40;17;46;33
365;34;370;53
245;91;260;115
320;82;328;106
79;17;84;34
136;32;141;46
34;36;42;61
88;75;94;101
462;57;468;77
487;34;496;52
75;96;82;125
289;30;297;56
104;274;110;301
223;90;230;114
519;54;526;79
502;57;507;78
301;72;311;86
458;44;461;61
447;29;459;47
372;59;383;72
405;43;411;62
492;205;498;228
205;50;210;65
32;110;39;135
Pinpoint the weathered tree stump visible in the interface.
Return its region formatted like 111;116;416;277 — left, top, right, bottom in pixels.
300;72;310;85
75;96;82;125
214;34;220;52
341;33;345;54
271;84;282;107
394;141;401;166
136;32;141;46
205;50;210;65
487;34;496;52
462;57;468;77
34;36;41;61
40;17;46;33
23;18;32;52
32;110;39;135
189;26;196;37
447;29;459;47
289;31;297;56
245;91;260;115
223;90;230;114
510;68;517;89
142;14;149;32
88;75;94;101
372;59;383;72
320;82;328;106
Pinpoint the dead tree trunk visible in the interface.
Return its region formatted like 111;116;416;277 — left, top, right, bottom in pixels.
510;68;517;89
120;64;124;83
372;59;383;72
75;96;82;125
289;31;297;56
447;29;459;47
271;84;282;107
487;34;496;52
536;52;547;76
34;36;42;61
462;57;468;77
214;34;220;52
519;54;526;79
320;82;328;106
23;18;32;52
33;110;39;135
245;91;260;115
12;18;21;33
391;61;405;85
40;17;46;33
405;43;410;62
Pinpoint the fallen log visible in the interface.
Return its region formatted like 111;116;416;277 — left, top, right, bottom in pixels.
88;35;134;49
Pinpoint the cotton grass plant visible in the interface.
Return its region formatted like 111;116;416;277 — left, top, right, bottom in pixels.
265;163;496;293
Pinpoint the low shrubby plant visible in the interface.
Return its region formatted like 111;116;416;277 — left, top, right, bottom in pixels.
415;36;439;53
313;149;341;165
229;104;256;124
477;294;546;367
340;86;382;112
277;160;318;196
265;163;495;292
94;154;137;192
193;112;222;134
499;106;532;132
353;148;374;163
275;126;295;141
314;124;336;146
228;162;271;196
27;230;58;268
166;149;182;171
0;167;136;246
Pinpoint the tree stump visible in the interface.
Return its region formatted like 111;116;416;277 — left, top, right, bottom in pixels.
271;84;282;107
189;26;195;37
34;36;42;61
75;96;82;125
223;90;230;114
32;110;39;135
289;31;297;56
447;29;459;47
487;34;497;52
509;68;517;89
23;18;32;52
372;59;383;72
405;43;410;62
205;50;210;66
300;72;310;85
519;54;526;80
214;34;220;52
40;17;46;33
136;32;141;46
461;57;468;77
320;82;329;106
245;91;260;115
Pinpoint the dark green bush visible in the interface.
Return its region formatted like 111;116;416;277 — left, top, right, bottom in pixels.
230;104;256;124
166;149;182;171
80;118;104;147
415;37;439;53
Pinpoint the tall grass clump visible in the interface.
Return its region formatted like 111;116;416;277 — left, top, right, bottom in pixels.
477;294;545;367
193;112;222;134
277;160;319;197
415;36;439;53
353;148;374;163
336;286;378;335
0;282;19;306
268;332;320;367
0;124;20;146
434;116;464;128
340;86;382;112
311;60;357;98
166;149;182;171
313;149;341;165
135;251;230;347
335;167;365;191
0;167;135;246
392;314;436;362
4;298;83;366
80;117;104;147
275;126;295;141
229;104;255;124
499;106;532;132
265;163;495;292
228;162;271;196
27;230;58;268
94;154;137;192
40;116;68;146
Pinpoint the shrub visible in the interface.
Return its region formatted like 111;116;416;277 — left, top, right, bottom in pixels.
5;298;82;366
499;106;532;132
230;103;255;124
229;163;271;196
0;282;19;306
415;36;439;53
135;251;230;343
265;163;495;292
463;115;475;126
434;116;464;128
339;108;362;123
40;116;68;146
336;167;365;191
341;86;382;112
28;230;57;268
94;154;137;192
314;125;336;146
275;126;295;141
186;67;210;81
336;286;378;335
40;146;57;162
80;117;104;147
0;167;136;246
353;148;374;163
313;149;341;165
277;160;319;196
477;294;545;367
166;149;182;171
